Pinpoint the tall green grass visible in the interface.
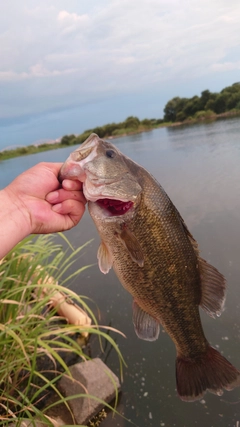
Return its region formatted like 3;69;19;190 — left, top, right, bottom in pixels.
0;234;124;426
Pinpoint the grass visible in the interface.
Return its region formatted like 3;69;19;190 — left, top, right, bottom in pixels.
0;233;124;426
0;142;72;161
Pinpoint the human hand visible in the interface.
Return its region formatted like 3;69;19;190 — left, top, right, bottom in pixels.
3;162;86;235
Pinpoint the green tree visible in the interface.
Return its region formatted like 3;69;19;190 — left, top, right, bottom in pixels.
164;97;188;122
182;96;200;117
221;84;240;95
213;93;228;114
176;111;187;122
91;127;106;138
124;116;140;129
236;101;240;110
103;122;120;136
226;92;240;110
60;134;76;145
199;90;211;110
141;118;152;127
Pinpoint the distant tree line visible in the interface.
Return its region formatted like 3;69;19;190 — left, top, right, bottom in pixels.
163;82;240;122
1;82;240;161
60;82;240;147
59;116;164;146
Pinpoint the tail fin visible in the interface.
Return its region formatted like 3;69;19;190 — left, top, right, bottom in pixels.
176;346;240;402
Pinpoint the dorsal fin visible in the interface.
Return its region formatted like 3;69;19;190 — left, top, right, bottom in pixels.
179;213;226;317
198;257;226;318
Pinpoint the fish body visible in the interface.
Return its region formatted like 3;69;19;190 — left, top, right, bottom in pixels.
59;133;240;401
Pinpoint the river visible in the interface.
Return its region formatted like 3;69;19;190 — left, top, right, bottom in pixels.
1;118;240;427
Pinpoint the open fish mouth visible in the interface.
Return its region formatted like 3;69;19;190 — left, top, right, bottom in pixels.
96;198;133;216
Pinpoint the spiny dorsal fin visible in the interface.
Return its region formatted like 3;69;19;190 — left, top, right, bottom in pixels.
199;257;226;318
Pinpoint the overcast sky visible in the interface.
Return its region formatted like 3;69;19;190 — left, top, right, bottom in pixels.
1;0;240;149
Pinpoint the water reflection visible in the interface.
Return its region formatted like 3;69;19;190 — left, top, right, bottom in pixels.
1;119;240;426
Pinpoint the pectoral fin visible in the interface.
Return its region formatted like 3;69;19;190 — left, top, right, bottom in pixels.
97;241;113;274
133;300;160;341
117;227;144;267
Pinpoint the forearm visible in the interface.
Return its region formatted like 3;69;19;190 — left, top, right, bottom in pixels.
0;189;31;259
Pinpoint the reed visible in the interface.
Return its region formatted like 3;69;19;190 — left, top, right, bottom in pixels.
0;233;124;426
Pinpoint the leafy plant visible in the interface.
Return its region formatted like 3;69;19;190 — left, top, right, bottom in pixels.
0;233;124;426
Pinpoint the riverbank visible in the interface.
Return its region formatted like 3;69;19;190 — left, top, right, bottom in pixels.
0;110;239;162
170;109;240;127
0;233;123;425
0;122;167;161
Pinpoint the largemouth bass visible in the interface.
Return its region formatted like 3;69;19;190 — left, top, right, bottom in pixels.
59;133;240;401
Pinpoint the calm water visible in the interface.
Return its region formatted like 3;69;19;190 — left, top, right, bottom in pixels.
1;118;240;426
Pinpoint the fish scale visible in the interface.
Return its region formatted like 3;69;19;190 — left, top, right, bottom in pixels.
59;133;240;401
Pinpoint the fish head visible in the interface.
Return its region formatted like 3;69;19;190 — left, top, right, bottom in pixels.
59;133;142;217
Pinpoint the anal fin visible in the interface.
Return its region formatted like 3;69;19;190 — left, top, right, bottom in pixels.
199;257;226;318
133;300;160;341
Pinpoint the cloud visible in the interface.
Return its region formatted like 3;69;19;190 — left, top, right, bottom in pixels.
29;63;77;77
210;61;240;72
0;65;77;81
57;10;89;34
57;10;88;23
0;71;28;82
0;0;240;124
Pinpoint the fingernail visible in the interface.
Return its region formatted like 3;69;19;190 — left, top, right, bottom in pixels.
52;203;62;212
62;180;71;190
46;191;59;202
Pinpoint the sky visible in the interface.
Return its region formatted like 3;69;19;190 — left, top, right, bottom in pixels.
0;0;240;150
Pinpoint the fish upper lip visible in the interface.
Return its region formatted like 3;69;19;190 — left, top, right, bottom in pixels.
89;177;118;185
85;170;125;185
85;191;135;204
85;169;133;187
84;182;137;203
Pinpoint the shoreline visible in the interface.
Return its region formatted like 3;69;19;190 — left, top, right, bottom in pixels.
169;110;240;127
0;110;240;162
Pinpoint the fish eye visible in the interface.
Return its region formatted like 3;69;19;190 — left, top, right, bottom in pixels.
106;149;115;158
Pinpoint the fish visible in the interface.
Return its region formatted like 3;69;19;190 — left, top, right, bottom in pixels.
59;133;240;401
